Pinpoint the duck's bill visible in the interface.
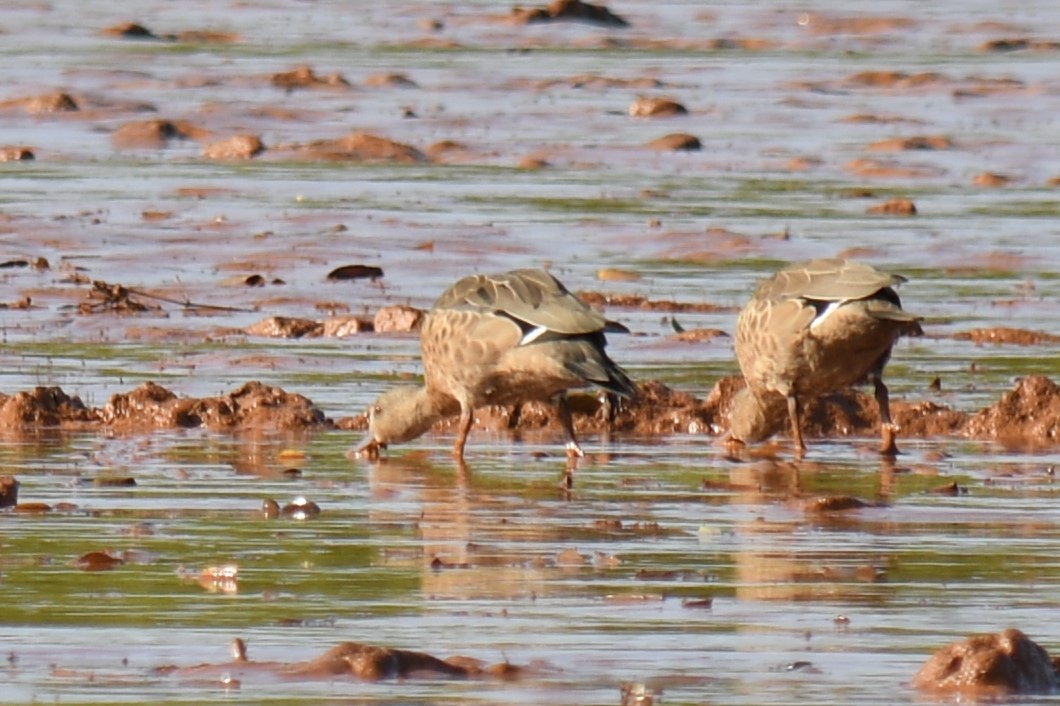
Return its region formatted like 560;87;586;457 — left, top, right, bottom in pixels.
354;436;385;461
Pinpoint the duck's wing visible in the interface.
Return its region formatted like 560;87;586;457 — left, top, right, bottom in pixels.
760;259;906;303
433;269;608;336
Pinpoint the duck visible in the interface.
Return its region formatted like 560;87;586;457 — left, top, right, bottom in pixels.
357;268;635;461
729;258;922;457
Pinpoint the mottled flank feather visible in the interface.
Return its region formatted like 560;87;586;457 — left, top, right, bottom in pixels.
730;258;921;456
361;269;634;461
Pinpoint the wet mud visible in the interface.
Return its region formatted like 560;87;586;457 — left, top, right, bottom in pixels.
2;1;1059;703
0;370;1055;449
914;629;1059;696
48;639;533;690
153;638;529;683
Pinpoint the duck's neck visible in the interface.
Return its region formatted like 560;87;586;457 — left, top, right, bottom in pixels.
729;387;788;443
405;387;461;439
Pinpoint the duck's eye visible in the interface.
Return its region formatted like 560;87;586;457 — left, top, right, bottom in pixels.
370;404;383;419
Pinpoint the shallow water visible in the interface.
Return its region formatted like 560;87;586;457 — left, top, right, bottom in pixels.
2;0;1060;703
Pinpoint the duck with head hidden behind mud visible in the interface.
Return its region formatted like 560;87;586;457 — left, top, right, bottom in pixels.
729;258;922;457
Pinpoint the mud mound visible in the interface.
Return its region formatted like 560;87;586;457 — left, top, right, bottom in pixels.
963;375;1060;445
0;387;99;428
154;638;528;683
0;381;329;434
1;377;1058;446
102;381;327;432
914;628;1058;696
510;0;629;27
952;327;1060;346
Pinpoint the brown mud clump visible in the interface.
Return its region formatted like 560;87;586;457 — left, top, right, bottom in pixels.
913;628;1059;696
111;119;211;150
275;131;427;164
511;0;629;27
576;291;727;313
0;376;1058;447
102;381;327;432
0;91;79;114
963;375;1060;446
645;133;701;151
156;639;528;683
271;65;351;91
952;327;1060;346
629;97;688;117
0;387;99;428
201;134;264;160
866;198;917;216
0;146;35;162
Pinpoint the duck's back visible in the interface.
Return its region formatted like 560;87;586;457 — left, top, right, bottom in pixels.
421;269;633;407
735;259;920;398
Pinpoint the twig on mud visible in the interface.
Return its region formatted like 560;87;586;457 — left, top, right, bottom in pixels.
80;280;255;315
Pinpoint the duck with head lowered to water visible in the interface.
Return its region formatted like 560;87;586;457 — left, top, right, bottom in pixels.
357;268;635;462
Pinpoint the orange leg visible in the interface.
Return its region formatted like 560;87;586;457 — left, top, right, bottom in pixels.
872;375;899;456
786;394;806;459
556;396;584;458
452;405;473;460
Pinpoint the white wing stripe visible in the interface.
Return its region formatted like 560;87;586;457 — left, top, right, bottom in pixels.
810;301;842;331
520;325;548;345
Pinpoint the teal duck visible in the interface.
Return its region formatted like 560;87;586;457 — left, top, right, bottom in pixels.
358;268;635;461
730;258;922;456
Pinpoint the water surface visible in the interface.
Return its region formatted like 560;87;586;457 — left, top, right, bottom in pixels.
2;0;1060;703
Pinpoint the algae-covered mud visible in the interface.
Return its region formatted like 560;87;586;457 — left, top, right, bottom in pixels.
2;0;1059;703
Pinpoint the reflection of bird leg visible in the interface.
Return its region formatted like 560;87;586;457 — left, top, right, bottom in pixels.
556;395;584;458
507;403;523;430
877;455;896;502
598;391;620;425
454;457;470;486
786;394;806;459
562;455;578;490
453;405;473;460
872;374;899;456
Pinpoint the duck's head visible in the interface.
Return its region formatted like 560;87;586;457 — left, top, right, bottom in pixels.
356;386;442;460
727;387;788;445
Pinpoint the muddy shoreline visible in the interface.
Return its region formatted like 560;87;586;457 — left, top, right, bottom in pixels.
1;371;1055;450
